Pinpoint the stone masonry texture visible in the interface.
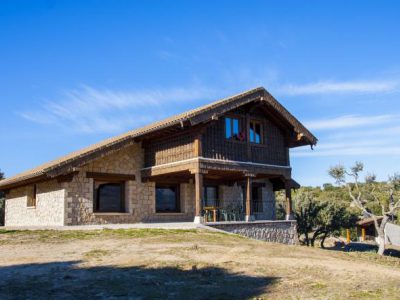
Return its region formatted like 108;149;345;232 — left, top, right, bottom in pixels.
208;221;298;245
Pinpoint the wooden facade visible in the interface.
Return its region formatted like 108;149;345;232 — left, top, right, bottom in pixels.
140;99;307;222
143;106;290;170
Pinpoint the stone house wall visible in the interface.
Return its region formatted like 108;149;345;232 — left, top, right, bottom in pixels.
219;179;275;220
64;142;195;225
255;179;276;220
219;183;244;212
5;180;65;226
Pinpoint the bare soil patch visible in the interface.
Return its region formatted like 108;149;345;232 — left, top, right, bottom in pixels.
0;229;399;299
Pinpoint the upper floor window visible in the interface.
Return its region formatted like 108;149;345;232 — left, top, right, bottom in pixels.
250;121;262;144
225;117;240;140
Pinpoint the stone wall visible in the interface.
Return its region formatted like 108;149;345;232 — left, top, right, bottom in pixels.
219;183;244;212
64;142;195;225
255;179;275;220
5;180;65;226
208;221;298;245
219;179;276;221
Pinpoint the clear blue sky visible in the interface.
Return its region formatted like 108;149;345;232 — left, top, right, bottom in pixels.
1;1;400;186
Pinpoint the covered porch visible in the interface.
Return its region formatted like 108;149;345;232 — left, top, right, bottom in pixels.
141;157;295;223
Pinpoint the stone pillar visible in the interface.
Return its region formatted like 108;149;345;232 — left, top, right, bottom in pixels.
285;179;294;220
194;172;204;224
245;175;254;222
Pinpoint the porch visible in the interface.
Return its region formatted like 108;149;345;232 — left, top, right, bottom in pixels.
141;157;295;224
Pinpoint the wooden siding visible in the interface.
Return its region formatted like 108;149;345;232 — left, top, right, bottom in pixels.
202;110;289;166
144;108;289;168
144;134;195;167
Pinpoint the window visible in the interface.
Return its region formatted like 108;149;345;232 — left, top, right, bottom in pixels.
27;184;37;207
95;182;125;212
203;186;219;207
225;117;240;140
252;186;263;213
156;185;180;213
250;121;262;144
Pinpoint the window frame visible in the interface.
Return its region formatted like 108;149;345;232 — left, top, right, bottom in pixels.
94;181;126;213
27;184;37;208
203;185;219;207
155;184;181;213
249;120;263;144
251;186;263;213
225;116;241;141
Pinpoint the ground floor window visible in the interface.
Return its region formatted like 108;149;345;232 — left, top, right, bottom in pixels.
94;182;125;212
252;186;263;213
203;186;219;207
156;185;180;213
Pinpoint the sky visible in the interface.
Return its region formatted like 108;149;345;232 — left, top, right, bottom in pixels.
1;0;400;186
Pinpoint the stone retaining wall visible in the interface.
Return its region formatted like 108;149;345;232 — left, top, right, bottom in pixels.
207;221;298;245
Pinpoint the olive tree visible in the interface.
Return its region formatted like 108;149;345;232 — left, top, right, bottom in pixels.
329;162;400;255
295;191;357;248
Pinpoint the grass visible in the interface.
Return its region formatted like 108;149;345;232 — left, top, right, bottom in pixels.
0;228;399;299
83;249;112;259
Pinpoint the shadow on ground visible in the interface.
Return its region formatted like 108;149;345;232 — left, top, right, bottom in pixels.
0;261;277;299
326;242;400;258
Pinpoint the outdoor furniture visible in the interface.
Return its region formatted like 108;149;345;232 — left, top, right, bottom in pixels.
203;206;219;222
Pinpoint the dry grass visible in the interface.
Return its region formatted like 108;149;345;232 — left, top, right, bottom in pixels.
0;228;399;299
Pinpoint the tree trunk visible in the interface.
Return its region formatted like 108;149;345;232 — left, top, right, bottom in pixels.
310;229;322;247
377;236;385;256
304;232;309;246
376;216;389;256
320;232;328;249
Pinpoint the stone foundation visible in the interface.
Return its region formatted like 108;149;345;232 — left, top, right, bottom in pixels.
207;220;298;245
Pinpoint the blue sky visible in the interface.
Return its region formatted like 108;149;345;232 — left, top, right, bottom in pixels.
1;1;400;186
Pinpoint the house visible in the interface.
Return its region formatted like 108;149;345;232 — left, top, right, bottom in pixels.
0;87;317;227
356;217;383;242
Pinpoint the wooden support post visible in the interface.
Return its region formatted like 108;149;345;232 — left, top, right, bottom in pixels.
194;172;204;224
213;208;217;222
361;227;366;242
346;229;351;244
245;175;253;222
194;134;202;157
285;179;294;220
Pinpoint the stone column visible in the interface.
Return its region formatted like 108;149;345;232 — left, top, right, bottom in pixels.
285;179;294;220
245;175;254;222
194;172;204;224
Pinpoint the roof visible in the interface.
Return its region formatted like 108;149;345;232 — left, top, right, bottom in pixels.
357;216;383;226
0;87;317;190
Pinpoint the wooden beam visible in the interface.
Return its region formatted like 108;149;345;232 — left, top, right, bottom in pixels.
285;179;293;220
56;171;79;183
194;134;202;157
86;172;136;181
245;176;252;221
194;172;204;218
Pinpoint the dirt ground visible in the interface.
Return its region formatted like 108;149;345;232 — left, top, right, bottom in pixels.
0;229;399;299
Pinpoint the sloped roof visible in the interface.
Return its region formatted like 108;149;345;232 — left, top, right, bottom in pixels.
0;87;317;190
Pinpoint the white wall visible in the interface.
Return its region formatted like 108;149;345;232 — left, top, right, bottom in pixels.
5;180;65;226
